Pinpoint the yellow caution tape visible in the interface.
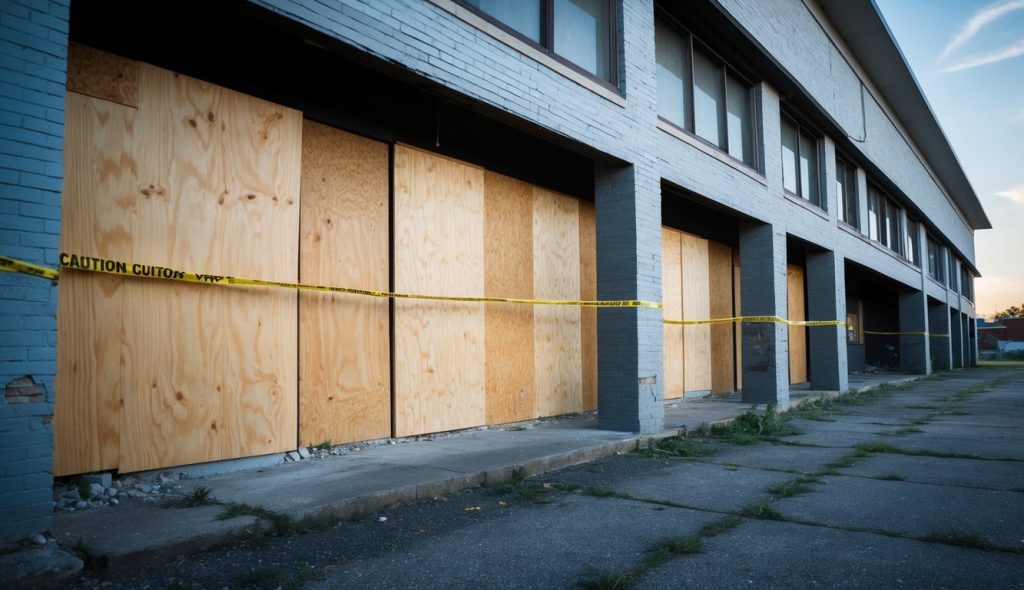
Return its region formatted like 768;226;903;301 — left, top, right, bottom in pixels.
1;253;662;310
0;255;60;281
864;330;951;338
663;315;845;327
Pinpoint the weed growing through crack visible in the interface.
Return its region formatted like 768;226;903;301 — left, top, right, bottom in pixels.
892;426;924;436
578;570;634;590
875;473;905;481
766;479;816;498
586;487;632;499
740;502;784;520
633;435;714;459
312;440;333;451
182;486;215;507
703;405;798;445
854;440;984;460
905;404;938;410
700;515;743;538
789;398;840;422
487;469;551;503
217;502;341;537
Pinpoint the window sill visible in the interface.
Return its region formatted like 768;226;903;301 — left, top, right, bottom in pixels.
927;276;948;291
783;192;829;220
428;0;627;108
657;119;766;186
840;223;922;273
838;220;860;234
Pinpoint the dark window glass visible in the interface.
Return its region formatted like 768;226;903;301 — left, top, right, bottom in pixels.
553;0;611;81
465;0;542;42
726;73;753;165
884;199;902;254
692;47;722;146
867;186;881;242
836;158;858;227
799;130;819;205
781;117;799;194
460;0;615;83
781;115;821;208
905;218;920;266
654;17;757;168
655;18;689;129
948;254;957;290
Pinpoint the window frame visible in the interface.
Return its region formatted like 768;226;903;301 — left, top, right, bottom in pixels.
780;112;823;209
655;11;759;170
926;236;944;283
904;216;920;267
455;0;620;90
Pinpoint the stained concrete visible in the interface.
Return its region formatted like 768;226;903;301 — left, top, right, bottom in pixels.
636;519;1024;590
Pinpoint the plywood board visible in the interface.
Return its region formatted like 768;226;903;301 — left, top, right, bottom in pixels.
788;264;808;384
579;202;598;411
298;121;390;446
681;233;711;392
66;43;139;108
118;64;301;472
708;241;735;394
483;171;535;424
393;145;486;437
54;92;136;476
661;228;684;399
733;252;742;390
533;188;582;417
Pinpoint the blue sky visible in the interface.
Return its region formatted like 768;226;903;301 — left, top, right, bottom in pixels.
874;0;1024;316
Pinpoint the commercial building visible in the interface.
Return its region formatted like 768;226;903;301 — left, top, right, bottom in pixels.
0;0;987;541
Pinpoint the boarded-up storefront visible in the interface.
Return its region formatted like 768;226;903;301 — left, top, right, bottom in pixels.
55;46;596;475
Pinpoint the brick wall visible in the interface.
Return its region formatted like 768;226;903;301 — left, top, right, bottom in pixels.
0;0;68;544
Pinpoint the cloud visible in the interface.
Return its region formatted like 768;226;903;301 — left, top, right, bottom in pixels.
943;38;1024;72
940;0;1024;60
996;184;1024;204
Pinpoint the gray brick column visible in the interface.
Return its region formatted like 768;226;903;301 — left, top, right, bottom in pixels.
898;289;929;374
739;222;789;405
806;250;848;391
969;318;978;367
0;0;68;543
950;307;964;368
595;162;663;433
928;301;953;370
961;313;971;368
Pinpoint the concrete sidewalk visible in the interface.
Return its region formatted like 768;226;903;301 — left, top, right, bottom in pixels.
47;373;915;572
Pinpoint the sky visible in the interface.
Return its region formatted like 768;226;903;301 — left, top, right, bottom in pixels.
874;0;1024;318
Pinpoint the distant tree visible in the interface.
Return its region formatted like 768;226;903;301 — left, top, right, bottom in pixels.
994;304;1024;319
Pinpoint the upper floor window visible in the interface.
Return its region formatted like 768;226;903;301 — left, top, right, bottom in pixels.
836;157;858;228
960;264;973;301
947;254;958;291
867;183;903;256
462;0;616;83
905;217;920;267
926;237;944;283
781;114;821;207
655;16;756;168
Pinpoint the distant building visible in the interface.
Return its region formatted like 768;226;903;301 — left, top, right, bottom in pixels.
978;317;1024;351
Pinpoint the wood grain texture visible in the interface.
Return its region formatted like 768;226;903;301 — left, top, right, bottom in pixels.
661;228;684;399
579;201;598;411
708;241;735;394
298;121;390;446
118;65;301;472
393;145;486;437
66;43;139;108
54;92;136;476
788;264;808;384
533;188;582;417
681;233;711;393
483;171;535;424
733;252;742;390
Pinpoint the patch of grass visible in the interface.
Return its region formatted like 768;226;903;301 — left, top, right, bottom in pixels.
700;515;743;538
910;417;933;425
979;359;1024;368
217;502;340;536
740;502;784;521
893;426;924;436
939;408;970;416
855;441;900;454
766;478;816;498
182;486;215;507
487;469;551;503
789;398;840;422
822;452;862;471
633;435;714;459
552;482;582;492
874;473;905;481
905;404;937;410
235;568;283;590
703;405;798;445
312;440;333;451
586;487;632;499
